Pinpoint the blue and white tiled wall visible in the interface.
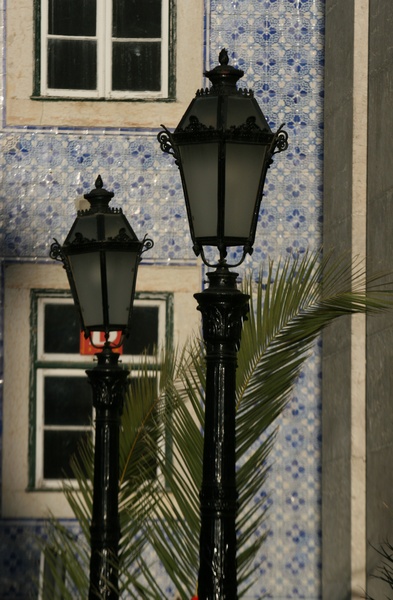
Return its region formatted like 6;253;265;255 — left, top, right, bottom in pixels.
0;0;325;597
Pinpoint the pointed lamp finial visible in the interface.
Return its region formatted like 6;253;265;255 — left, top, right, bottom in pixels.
84;175;114;213
219;48;229;65
204;48;244;92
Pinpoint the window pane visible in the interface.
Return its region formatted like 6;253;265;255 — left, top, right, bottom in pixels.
112;0;161;38
48;0;97;36
44;376;92;425
48;39;97;90
44;430;90;479
44;303;80;354
112;42;160;91
123;306;159;355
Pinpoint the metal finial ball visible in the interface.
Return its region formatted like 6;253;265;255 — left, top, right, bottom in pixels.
219;48;229;65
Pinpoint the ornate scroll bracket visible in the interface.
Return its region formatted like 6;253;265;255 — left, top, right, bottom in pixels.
141;234;154;256
49;238;63;262
157;126;178;161
273;123;289;154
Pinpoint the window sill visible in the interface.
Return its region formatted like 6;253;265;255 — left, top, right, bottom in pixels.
6;96;195;129
30;95;176;103
26;483;82;492
6;0;203;129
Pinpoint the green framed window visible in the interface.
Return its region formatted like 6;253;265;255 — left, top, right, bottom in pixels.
36;0;174;99
29;289;173;489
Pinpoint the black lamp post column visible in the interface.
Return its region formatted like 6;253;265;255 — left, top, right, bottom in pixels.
87;345;129;599
50;177;153;599
157;49;287;599
195;266;249;600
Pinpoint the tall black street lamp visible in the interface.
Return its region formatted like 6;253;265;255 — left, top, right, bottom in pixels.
158;49;288;599
50;176;153;599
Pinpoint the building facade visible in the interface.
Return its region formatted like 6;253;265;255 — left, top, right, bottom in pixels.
1;0;392;599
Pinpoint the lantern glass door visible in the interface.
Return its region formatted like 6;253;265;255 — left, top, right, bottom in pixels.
157;50;288;266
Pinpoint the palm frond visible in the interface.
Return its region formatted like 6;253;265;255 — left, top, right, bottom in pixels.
42;351;180;599
42;251;393;598
233;252;392;592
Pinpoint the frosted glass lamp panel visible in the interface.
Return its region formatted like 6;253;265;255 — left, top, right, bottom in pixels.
224;143;267;239
179;143;219;239
68;251;103;328
106;251;138;328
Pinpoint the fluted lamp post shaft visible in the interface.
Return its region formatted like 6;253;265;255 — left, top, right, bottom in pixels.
87;347;128;598
195;267;249;599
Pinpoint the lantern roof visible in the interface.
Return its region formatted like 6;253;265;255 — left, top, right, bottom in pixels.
64;175;142;250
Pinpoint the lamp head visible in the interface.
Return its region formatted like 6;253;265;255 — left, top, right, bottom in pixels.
158;49;288;267
50;176;153;341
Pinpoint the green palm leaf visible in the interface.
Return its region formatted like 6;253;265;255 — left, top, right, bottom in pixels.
140;252;392;597
41;352;179;599
42;252;392;598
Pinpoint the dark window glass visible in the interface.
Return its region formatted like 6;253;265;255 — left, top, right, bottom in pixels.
44;303;80;354
123;306;159;355
112;0;161;38
112;42;160;91
44;430;91;479
44;376;92;425
48;39;97;90
48;0;97;36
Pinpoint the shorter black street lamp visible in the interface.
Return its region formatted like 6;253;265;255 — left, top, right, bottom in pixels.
158;49;288;599
50;176;153;599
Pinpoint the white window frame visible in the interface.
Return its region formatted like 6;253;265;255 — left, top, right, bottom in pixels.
38;548;67;600
32;291;170;490
35;368;93;489
6;0;203;128
3;262;201;519
35;367;161;490
36;295;167;363
40;0;170;99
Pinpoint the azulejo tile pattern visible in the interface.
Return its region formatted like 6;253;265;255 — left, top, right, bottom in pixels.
1;132;193;262
0;0;325;597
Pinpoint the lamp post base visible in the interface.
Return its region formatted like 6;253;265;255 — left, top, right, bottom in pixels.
195;265;249;600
